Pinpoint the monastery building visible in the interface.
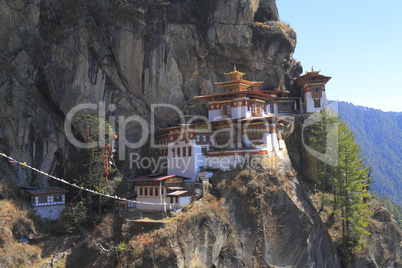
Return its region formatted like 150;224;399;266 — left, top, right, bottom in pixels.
128;68;331;211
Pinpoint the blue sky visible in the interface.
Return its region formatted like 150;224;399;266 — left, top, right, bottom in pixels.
277;0;402;112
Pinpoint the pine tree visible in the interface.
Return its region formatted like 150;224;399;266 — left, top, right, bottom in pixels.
306;109;372;251
336;120;372;250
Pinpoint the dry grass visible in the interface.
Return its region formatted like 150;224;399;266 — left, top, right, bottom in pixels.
0;199;84;267
217;167;279;214
125;194;228;266
0;200;42;267
308;191;348;246
88;214;124;250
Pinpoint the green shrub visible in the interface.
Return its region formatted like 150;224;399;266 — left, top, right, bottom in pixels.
55;203;87;234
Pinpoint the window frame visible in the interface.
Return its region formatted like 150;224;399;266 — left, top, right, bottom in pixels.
220;103;231;117
314;99;321;108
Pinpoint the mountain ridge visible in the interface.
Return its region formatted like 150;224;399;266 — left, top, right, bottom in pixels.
337;101;402;205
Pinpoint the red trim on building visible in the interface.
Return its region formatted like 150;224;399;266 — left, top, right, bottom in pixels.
206;150;268;156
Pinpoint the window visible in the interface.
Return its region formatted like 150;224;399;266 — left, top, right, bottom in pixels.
220;103;231;117
188;147;192;156
177;147;181;157
314;99;321;108
172;148;175;157
246;127;263;139
155;187;159;196
251;103;262;116
38;195;47;203
54;195;62;202
139;187;143;196
197;135;209;145
312;88;323;98
183;147;186;157
144;187;148;196
149;188;153;196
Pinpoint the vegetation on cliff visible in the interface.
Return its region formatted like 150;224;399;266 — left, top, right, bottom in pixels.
74;113;122;215
0;200;41;267
0;198;81;268
119;194;232;267
305;110;372;251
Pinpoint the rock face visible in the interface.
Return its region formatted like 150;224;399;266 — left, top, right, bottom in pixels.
0;0;300;186
118;167;342;267
219;167;342;268
355;199;402;268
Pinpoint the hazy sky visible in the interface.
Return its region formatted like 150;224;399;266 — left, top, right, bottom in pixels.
277;0;402;112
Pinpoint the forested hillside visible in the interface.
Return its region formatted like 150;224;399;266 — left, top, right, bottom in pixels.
338;101;402;205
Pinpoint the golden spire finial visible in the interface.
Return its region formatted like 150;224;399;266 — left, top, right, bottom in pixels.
311;66;314;72
234;65;237;72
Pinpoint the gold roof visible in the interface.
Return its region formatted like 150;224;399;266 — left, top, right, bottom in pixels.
213;66;263;92
224;65;246;81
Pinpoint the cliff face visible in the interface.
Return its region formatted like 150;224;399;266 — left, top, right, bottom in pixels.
217;167;342;267
356;199;402;267
0;0;301;187
118;167;342;268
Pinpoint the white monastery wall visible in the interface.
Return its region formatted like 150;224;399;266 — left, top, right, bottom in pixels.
33;205;65;220
208;110;221;121
179;196;191;207
231;105;251;119
305;91;328;113
167;140;205;182
136;197;166;211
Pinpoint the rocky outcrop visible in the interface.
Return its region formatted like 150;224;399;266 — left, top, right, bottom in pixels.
285;113;320;183
119;167;341;267
219;167;342;268
0;0;301;185
355;199;402;268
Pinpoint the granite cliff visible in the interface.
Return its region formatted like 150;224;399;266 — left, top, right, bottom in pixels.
0;0;300;188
